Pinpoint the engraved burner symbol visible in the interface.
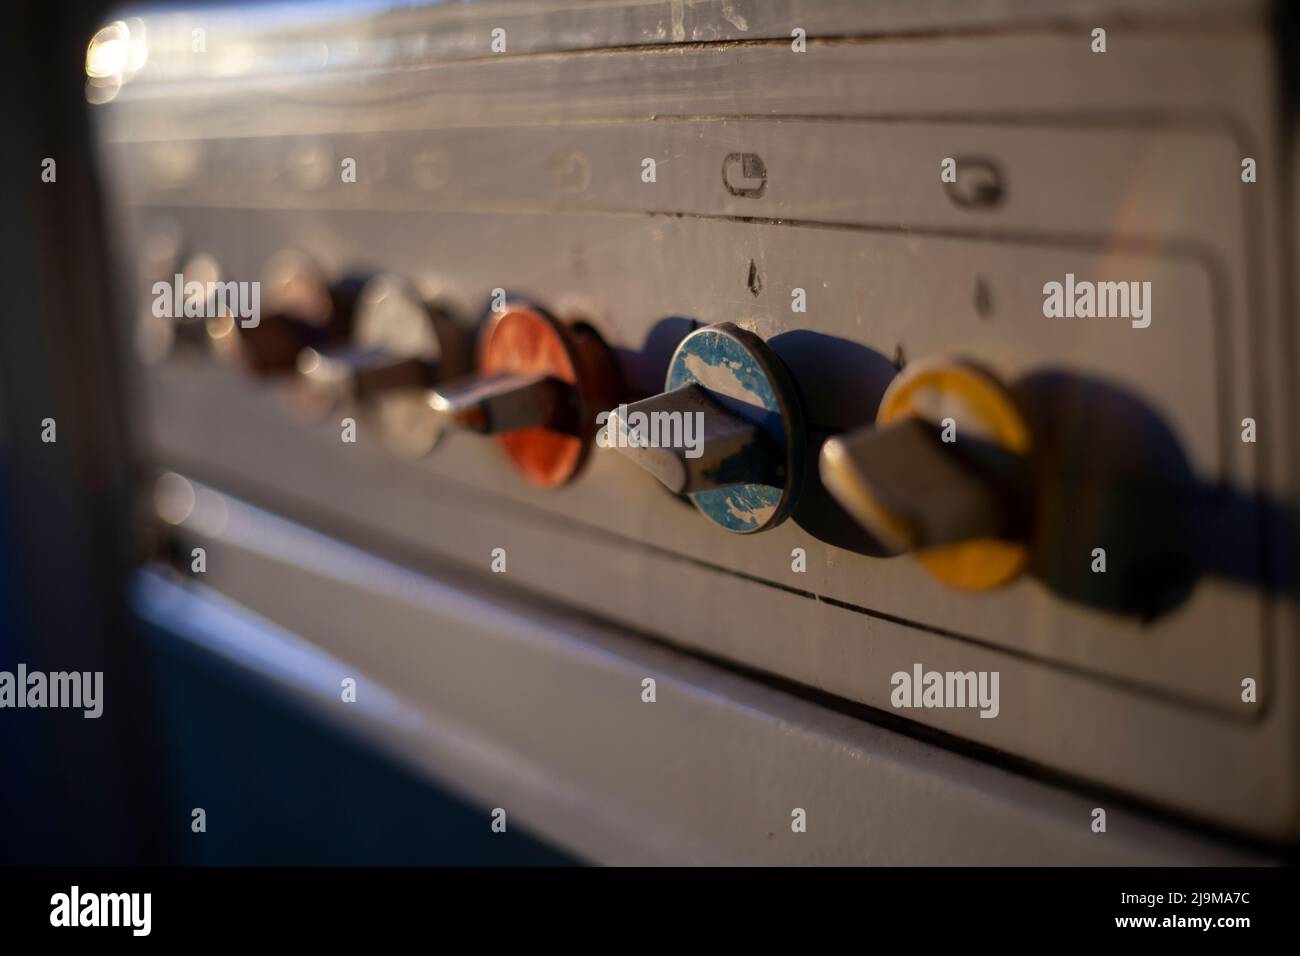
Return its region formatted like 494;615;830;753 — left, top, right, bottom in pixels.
722;152;768;198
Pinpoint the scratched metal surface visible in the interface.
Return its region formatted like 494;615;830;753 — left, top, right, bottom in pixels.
93;2;1299;840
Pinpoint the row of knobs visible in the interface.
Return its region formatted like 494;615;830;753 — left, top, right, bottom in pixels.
157;249;1033;591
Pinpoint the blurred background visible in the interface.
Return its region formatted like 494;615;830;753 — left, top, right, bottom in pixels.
1;0;1294;867
0;0;572;866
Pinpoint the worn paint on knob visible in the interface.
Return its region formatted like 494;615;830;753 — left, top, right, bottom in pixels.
876;359;1031;590
665;323;804;533
476;305;621;487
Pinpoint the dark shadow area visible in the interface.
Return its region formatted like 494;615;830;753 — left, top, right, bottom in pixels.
769;329;897;433
1016;370;1297;619
618;314;700;401
770;330;898;555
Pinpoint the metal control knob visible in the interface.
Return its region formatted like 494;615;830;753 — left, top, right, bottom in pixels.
608;322;805;534
820;359;1032;589
163;249;224;355
208;249;354;375
296;274;471;458
427;304;622;487
134;221;195;363
137;240;225;362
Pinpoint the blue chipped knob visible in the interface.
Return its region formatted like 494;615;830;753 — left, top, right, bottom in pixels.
606;322;806;534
